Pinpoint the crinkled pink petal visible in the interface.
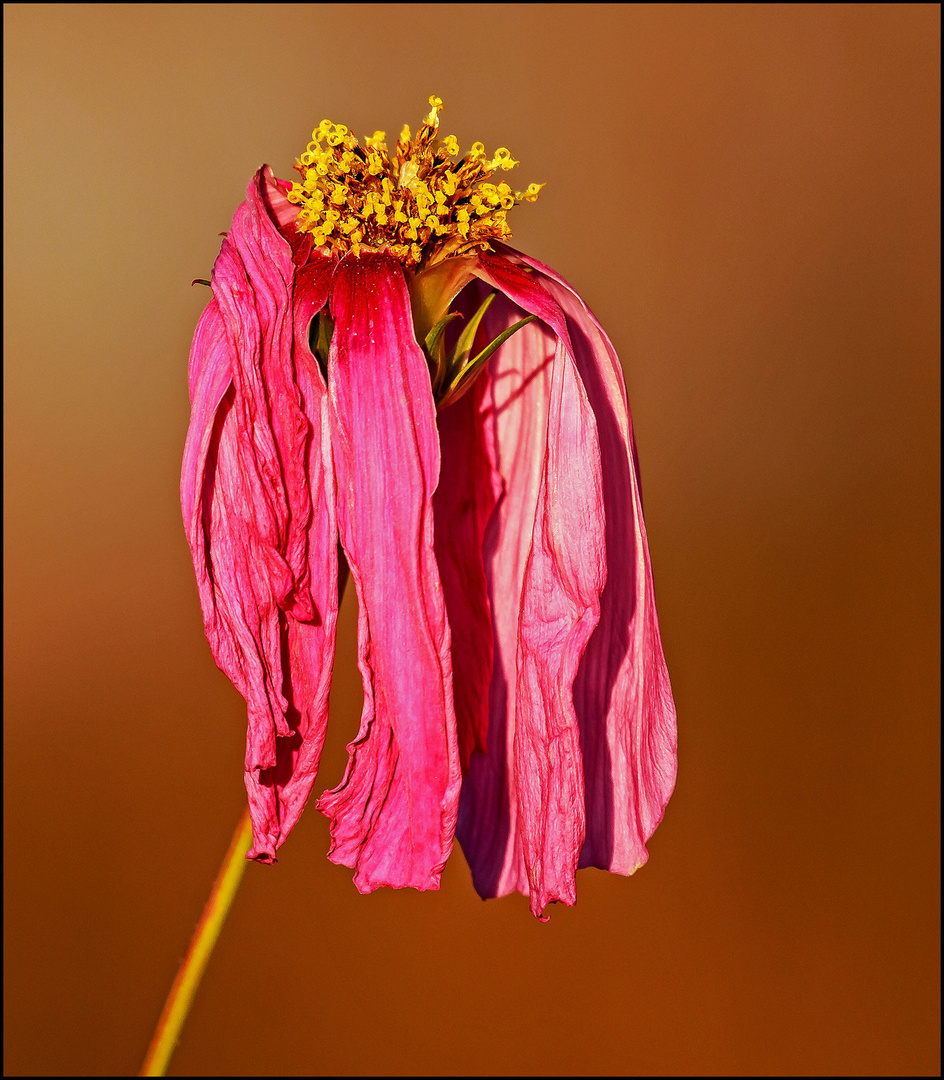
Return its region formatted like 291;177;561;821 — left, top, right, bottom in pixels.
183;296;230;536
433;296;501;774
455;264;607;918
514;330;606;917
316;252;461;892
455;284;553;903
181;297;233;659
214;167;314;626
495;243;678;876
244;256;340;860
182;166;341;860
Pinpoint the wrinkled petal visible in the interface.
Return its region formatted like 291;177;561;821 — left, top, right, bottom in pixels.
317;252;461;892
244;256;340;859
214;167;314;626
182;167;340;859
497;244;678;876
433;291;502;774
456;260;607;918
181;297;234;672
454;284;552;903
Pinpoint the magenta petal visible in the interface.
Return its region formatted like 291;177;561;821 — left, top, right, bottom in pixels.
455;286;553;904
456;276;607;919
498;245;678;875
182;166;340;860
213;167;315;626
244;258;340;859
317;252;461;892
182;297;231;547
434;304;501;774
515;333;606;917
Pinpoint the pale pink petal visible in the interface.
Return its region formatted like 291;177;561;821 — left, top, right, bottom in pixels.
455;284;554;903
498;244;678;875
454;260;607;918
514;332;606;917
433;294;501;774
316;252;461;892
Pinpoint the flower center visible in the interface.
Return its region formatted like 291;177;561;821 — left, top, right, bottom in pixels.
286;95;544;270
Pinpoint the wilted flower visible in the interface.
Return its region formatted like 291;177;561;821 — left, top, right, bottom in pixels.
181;97;676;918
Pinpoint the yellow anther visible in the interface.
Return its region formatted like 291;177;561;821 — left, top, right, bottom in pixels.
289;95;541;268
489;147;519;171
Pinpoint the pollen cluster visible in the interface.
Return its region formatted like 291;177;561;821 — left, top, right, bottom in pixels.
286;96;544;269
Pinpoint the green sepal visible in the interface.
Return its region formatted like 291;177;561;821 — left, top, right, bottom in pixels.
309;310;335;379
438;314;537;410
449;292;497;373
424;311;463;392
424;311;463;356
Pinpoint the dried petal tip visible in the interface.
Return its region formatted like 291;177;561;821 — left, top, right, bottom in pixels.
285;96;544;269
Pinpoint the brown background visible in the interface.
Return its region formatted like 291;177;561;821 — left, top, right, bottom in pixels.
4;4;939;1076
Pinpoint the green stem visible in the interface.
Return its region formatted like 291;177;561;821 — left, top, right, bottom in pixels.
140;808;253;1076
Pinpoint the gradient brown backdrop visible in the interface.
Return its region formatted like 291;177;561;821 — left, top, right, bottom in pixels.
4;4;939;1076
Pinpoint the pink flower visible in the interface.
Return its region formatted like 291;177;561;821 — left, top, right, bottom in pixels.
181;100;676;918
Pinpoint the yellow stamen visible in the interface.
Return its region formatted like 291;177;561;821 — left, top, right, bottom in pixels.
288;95;543;270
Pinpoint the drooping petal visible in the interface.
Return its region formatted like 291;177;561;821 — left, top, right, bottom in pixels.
243;257;340;859
433;291;502;774
317;252;461;892
182;166;340;859
456;262;607;918
455;284;552;904
181;297;233;667
497;244;678;876
213;167;314;626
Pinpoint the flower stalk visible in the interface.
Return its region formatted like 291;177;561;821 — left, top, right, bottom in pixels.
139;809;253;1077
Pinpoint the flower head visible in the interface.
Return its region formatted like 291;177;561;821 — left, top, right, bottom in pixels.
182;98;676;919
286;95;543;269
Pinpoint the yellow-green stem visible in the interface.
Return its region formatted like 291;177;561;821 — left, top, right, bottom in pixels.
140;808;253;1076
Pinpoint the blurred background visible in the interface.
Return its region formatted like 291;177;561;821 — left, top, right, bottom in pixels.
4;4;939;1076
